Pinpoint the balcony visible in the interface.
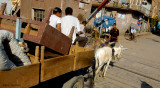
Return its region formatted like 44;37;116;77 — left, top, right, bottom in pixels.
140;7;151;17
121;3;129;9
80;0;91;4
129;4;141;11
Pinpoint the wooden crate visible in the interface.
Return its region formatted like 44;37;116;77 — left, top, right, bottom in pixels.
0;63;40;88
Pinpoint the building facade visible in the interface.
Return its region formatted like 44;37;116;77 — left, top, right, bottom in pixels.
20;0;92;22
0;0;12;15
91;0;154;34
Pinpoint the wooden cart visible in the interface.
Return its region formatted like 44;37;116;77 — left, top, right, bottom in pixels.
0;45;94;88
0;4;95;88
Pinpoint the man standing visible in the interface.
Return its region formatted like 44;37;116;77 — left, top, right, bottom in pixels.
109;23;119;42
49;7;62;32
61;7;88;47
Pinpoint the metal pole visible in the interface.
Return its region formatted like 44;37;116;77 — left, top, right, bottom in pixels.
15;17;22;41
86;0;109;23
99;8;105;38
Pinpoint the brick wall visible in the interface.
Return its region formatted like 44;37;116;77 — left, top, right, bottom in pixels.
62;0;92;22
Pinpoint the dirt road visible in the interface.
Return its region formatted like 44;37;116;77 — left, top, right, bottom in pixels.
84;33;160;88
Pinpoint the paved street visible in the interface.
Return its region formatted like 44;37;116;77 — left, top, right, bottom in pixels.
84;33;160;88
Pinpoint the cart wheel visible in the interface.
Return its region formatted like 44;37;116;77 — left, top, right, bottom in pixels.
62;75;84;88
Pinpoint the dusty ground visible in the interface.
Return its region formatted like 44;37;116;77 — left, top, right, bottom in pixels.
84;33;160;88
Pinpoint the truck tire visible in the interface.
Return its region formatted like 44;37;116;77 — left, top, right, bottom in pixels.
62;75;84;88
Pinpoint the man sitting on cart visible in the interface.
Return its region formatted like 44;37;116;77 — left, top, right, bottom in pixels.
61;7;88;47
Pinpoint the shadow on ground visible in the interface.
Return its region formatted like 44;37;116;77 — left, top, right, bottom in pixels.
141;81;153;88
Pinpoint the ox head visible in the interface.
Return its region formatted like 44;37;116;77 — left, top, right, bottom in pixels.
114;43;128;60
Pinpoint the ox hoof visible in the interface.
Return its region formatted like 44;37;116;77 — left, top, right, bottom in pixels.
103;76;106;79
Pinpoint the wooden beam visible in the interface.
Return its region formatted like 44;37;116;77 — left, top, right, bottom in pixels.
42;8;52;23
35;46;40;63
0;3;6;15
40;46;45;81
24;23;31;34
0;3;7;26
73;42;79;71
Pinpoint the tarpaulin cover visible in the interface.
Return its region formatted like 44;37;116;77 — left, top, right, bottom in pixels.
94;15;116;28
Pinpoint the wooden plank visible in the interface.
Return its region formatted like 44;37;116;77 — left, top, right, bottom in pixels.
24;23;31;34
74;50;94;71
0;23;16;31
0;3;7;15
40;55;74;82
44;51;61;58
0;3;6;26
73;42;79;70
0;15;42;25
35;46;40;63
40;46;45;82
70;45;94;53
0;63;40;88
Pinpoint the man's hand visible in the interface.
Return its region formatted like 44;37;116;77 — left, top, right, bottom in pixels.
116;40;118;42
116;36;119;42
78;31;83;34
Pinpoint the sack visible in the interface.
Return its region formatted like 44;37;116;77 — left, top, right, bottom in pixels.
0;30;31;70
0;46;16;70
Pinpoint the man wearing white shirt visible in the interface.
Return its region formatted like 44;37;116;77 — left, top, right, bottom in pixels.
61;7;88;47
131;27;136;40
49;7;62;32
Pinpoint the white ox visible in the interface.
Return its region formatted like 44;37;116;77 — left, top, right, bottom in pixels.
94;44;126;84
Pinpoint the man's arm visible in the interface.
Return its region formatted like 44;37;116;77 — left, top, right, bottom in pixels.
109;35;111;42
57;23;61;32
109;29;113;41
116;36;119;42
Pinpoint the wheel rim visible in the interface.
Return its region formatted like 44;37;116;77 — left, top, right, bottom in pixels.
73;79;83;88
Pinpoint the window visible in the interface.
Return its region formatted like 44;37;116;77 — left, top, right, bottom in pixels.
33;8;45;21
134;0;138;5
120;0;127;3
